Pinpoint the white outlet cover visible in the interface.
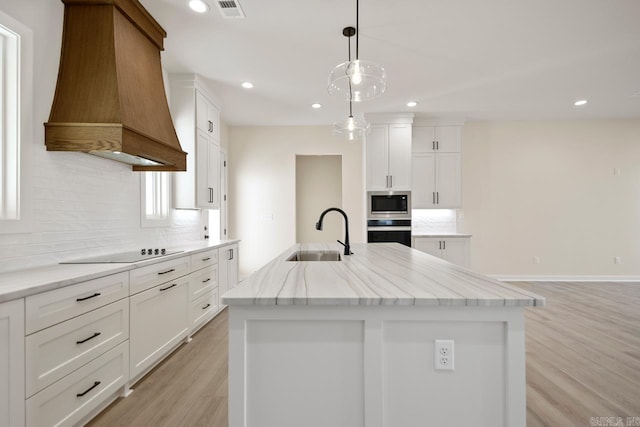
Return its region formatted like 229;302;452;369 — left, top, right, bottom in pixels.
434;339;455;371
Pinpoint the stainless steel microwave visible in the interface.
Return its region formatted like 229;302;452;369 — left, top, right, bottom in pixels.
367;191;411;219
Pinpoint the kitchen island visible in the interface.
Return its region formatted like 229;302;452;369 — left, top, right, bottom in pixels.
222;243;544;427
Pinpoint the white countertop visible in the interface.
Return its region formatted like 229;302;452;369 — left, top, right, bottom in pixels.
222;243;544;307
412;233;472;237
0;240;239;303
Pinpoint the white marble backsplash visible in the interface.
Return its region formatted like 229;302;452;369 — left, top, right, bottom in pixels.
412;209;458;234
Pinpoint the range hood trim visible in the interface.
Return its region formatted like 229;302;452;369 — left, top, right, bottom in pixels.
45;0;187;172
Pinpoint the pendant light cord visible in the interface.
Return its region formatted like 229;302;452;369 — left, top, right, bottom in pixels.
355;0;359;60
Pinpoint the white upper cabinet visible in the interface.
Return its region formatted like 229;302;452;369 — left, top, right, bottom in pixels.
412;125;462;208
366;123;412;191
170;74;221;209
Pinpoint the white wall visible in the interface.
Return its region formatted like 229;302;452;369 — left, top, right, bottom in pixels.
461;119;640;277
296;155;342;244
0;1;203;273
229;127;364;276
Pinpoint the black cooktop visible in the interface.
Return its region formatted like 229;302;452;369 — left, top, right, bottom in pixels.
61;250;183;264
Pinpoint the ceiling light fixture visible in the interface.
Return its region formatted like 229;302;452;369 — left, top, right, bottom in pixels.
188;0;209;13
333;27;370;141
407;101;418;107
241;82;254;89
327;0;386;102
574;99;588;106
311;103;322;109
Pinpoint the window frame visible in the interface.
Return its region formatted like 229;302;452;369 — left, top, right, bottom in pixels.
140;171;171;228
0;10;32;234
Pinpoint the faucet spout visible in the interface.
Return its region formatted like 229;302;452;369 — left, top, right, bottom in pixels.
316;207;352;256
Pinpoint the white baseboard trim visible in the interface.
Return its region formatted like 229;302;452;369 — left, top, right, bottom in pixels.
490;275;640;282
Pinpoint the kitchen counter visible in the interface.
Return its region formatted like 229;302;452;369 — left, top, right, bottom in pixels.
222;242;542;307
224;242;543;427
0;240;239;303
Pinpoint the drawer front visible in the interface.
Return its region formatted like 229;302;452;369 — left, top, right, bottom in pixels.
190;249;218;272
26;299;129;397
129;256;191;295
130;277;189;380
190;287;219;332
26;272;129;334
26;341;129;427
188;264;218;301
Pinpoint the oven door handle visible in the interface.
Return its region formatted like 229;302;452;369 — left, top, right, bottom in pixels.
367;226;413;231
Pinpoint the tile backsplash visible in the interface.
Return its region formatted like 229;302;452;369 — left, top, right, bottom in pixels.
412;209;458;234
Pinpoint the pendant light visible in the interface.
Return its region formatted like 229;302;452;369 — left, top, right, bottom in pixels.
327;0;386;102
333;27;370;141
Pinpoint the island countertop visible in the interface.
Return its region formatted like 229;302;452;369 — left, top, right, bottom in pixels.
222;243;545;307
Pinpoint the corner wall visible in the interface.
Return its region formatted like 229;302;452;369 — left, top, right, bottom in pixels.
461;119;640;277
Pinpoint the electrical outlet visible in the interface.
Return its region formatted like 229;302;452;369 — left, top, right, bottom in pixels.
533;256;540;264
434;339;455;371
614;256;622;264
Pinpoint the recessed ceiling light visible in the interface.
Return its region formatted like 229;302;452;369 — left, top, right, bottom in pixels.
574;99;588;106
241;82;254;89
188;0;209;13
311;103;322;109
407;101;418;107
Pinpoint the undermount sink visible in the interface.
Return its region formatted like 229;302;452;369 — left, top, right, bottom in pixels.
286;250;342;262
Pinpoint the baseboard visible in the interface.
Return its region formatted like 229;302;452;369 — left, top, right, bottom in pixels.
490;275;640;282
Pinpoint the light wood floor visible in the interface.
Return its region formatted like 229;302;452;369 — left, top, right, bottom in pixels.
88;282;640;427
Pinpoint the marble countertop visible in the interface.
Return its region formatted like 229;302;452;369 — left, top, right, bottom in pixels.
222;243;544;307
0;240;239;303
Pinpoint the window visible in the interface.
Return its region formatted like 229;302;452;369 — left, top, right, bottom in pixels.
141;172;171;227
0;11;32;233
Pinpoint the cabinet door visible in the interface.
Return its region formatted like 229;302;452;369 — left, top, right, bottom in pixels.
412;126;435;153
227;244;239;290
0;299;25;427
435;153;461;208
412;237;442;259
196;91;210;133
218;246;229;298
196;130;212;208
366;125;389;190
388;124;412;190
441;238;470;268
129;278;189;380
411;153;436;208
434;126;461;153
208;103;220;140
208;139;220;208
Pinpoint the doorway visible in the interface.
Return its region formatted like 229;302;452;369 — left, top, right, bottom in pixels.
295;155;342;243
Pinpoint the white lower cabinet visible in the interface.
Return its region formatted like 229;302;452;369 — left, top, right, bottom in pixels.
1;299;25;427
25;299;129;397
218;243;239;298
190;288;219;332
26;341;129;427
413;236;470;268
129;277;189;381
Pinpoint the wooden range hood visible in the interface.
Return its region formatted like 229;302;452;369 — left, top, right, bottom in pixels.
45;0;187;171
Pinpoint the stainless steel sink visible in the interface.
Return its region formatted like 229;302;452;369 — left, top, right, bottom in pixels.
286;250;342;262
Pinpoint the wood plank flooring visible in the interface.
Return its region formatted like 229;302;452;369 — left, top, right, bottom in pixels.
88;282;640;427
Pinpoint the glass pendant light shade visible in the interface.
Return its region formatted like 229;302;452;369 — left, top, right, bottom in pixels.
328;59;387;102
333;114;370;141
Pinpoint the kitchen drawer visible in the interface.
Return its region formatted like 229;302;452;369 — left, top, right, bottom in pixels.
188;264;218;301
190;248;218;272
190;287;219;333
26;299;129;397
129;255;191;295
26;272;129;334
26;341;129;427
130;277;189;380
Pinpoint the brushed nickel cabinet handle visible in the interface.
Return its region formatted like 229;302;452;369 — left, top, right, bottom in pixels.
158;268;175;275
436;192;439;204
432;192;436;204
202;303;211;310
202;257;211;261
159;283;177;292
202;278;211;283
228;249;234;260
77;381;101;398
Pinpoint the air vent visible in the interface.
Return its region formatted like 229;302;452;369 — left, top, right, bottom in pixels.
216;0;245;18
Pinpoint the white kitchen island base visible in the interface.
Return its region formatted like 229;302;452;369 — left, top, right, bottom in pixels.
223;243;542;427
229;304;526;427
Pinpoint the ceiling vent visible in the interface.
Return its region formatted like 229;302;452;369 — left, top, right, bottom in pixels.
216;0;246;19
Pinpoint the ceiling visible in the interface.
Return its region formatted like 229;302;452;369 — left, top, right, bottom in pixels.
141;0;640;126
